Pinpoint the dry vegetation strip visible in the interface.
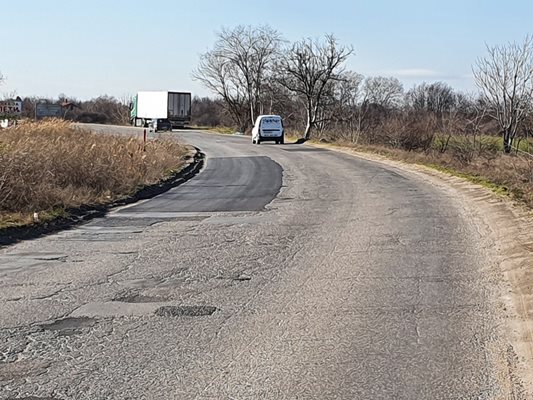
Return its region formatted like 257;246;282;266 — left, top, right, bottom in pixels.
0;120;189;228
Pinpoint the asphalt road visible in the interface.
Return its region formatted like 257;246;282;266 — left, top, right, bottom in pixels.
0;127;522;399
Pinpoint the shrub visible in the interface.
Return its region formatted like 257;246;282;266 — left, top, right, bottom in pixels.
377;113;436;151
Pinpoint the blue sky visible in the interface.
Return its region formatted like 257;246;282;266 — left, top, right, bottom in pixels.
1;0;531;100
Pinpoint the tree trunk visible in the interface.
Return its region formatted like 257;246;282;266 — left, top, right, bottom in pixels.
239;122;248;134
353;129;362;145
235;114;248;134
304;110;313;140
250;97;257;128
503;130;512;153
304;124;312;140
250;104;254;128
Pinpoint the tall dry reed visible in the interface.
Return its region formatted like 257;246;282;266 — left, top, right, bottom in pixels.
0;120;188;213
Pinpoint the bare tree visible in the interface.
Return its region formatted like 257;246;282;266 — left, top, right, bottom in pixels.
522;112;533;156
314;79;340;134
192;25;282;131
342;76;404;144
406;82;456;114
435;92;471;153
276;35;353;140
461;95;490;153
332;71;365;142
473;36;533;153
363;76;404;109
193;50;248;131
260;76;299;120
192;96;226;127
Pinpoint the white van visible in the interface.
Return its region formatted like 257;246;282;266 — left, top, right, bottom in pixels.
252;115;284;145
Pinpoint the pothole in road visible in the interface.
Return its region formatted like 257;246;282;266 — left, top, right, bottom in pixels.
216;274;251;282
113;293;168;303
41;317;96;336
154;305;218;317
232;275;251;281
33;256;67;262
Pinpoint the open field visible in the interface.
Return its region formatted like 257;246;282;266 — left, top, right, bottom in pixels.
0;120;189;228
433;134;533;155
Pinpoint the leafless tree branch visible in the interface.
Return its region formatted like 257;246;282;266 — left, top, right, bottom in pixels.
192;25;282;131
275;35;353;140
473;35;533;152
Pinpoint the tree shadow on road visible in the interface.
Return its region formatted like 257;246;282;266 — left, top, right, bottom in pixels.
287;138;308;145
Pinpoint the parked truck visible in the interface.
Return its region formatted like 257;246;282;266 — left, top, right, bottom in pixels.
130;91;191;129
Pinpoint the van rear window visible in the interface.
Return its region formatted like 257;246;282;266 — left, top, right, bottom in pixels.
261;118;282;129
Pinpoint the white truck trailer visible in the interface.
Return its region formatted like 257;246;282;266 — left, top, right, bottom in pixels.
130;91;191;128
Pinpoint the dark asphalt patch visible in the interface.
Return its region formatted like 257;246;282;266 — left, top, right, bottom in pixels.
114;293;168;303
41;317;96;336
117;156;282;213
154;305;218;317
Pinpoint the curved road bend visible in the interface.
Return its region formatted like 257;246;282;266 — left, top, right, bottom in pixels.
0;127;520;399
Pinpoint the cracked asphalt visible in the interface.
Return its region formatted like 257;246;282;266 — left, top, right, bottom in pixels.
0;128;524;399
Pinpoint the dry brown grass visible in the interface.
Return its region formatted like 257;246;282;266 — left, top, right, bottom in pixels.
0;120;188;226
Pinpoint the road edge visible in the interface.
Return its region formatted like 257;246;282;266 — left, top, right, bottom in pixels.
309;142;533;395
0;147;205;248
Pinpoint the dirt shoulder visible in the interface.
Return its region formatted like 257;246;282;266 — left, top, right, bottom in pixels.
311;142;533;393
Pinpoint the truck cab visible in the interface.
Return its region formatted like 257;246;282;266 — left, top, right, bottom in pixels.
252;115;284;145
